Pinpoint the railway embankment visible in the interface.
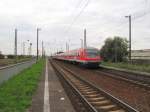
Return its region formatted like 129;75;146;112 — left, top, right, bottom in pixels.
0;59;45;112
0;58;33;67
102;62;150;73
0;58;36;84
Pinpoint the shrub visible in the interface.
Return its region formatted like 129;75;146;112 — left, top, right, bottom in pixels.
0;54;4;59
7;55;15;59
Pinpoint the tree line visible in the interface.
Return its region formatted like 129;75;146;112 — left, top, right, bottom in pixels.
100;36;128;62
0;54;32;59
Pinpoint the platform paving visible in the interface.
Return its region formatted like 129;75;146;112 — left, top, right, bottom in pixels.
48;61;75;112
27;59;75;112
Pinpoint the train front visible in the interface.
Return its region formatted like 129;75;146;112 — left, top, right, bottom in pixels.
84;48;102;67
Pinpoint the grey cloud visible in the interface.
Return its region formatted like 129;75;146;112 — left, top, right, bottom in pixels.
0;0;150;55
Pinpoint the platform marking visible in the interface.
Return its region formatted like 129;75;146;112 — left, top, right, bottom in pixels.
44;59;50;112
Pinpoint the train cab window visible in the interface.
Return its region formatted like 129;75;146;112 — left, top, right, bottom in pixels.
86;49;99;58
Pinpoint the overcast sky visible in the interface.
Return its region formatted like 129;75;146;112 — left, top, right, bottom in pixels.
0;0;150;55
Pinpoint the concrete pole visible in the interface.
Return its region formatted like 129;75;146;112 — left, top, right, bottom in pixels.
66;43;67;52
68;43;69;51
125;15;132;62
129;16;132;61
27;40;30;56
84;29;87;48
14;29;17;61
37;28;41;61
23;42;25;55
42;41;43;57
80;39;83;48
115;40;117;63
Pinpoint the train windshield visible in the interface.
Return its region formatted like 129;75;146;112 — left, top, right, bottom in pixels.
86;49;99;58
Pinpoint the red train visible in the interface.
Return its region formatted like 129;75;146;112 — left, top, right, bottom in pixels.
53;47;102;68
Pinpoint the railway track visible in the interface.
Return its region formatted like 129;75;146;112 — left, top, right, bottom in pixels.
50;60;138;112
96;68;150;90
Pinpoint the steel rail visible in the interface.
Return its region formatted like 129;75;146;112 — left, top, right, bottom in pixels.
99;65;150;82
50;60;97;112
50;60;139;112
96;67;150;90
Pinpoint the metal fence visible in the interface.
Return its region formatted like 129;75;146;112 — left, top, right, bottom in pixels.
0;58;36;84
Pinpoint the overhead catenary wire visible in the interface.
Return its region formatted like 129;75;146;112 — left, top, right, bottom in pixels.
64;0;90;37
62;0;150;50
68;0;150;50
75;0;86;9
67;0;86;22
89;0;150;38
86;2;150;48
93;7;150;39
57;0;90;52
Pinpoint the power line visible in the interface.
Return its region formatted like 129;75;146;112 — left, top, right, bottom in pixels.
90;1;150;38
75;0;85;9
64;0;149;50
64;0;90;37
93;8;150;39
67;0;85;22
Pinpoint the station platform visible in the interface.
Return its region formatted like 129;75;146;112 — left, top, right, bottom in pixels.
48;62;75;112
28;60;75;112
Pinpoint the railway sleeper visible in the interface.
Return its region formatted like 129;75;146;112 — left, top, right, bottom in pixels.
74;82;84;85
77;85;92;88
77;87;92;90
87;97;106;102
79;88;95;92
90;100;111;106
109;109;126;112
76;85;90;88
81;90;98;94
52;61;137;112
75;84;89;87
95;104;120;111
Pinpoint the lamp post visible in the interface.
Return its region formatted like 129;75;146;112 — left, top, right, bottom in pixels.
125;15;132;62
22;40;29;56
29;43;32;56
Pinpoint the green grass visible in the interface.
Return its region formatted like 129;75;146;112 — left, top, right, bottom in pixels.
102;62;150;73
0;59;45;112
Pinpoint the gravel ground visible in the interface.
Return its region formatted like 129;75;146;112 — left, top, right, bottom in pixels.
55;60;150;112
